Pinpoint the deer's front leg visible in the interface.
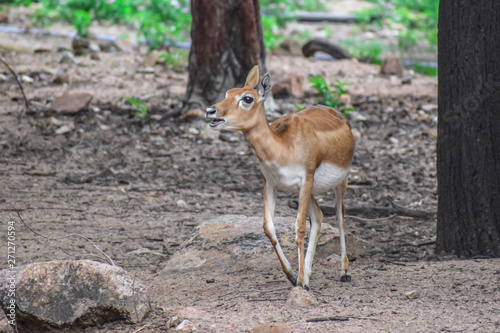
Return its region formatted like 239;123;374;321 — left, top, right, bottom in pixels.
296;174;314;289
263;181;297;285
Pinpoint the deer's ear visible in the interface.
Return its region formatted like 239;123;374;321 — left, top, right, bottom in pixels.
245;65;260;88
258;73;271;102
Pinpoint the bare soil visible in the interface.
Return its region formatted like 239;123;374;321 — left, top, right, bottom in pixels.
0;28;499;333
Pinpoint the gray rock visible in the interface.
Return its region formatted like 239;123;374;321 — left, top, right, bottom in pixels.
401;75;413;85
285;286;318;308
59;51;76;65
0;260;150;332
162;215;367;274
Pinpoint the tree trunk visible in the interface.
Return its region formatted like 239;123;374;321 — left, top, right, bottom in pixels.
436;0;500;257
184;0;268;111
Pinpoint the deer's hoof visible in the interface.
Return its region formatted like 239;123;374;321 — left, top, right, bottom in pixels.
340;273;351;283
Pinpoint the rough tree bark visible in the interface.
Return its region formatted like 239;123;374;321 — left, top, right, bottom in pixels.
437;0;500;257
184;0;269;111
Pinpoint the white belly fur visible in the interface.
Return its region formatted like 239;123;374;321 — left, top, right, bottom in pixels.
260;162;348;193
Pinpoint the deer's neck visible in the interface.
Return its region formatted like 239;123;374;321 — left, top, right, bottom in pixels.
243;110;287;165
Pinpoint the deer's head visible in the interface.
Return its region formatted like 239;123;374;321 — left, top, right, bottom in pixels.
206;66;271;132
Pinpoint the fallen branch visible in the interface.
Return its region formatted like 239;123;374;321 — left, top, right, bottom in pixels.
288;199;436;219
306;316;349;322
10;204;115;266
411;238;436;247
0;57;31;117
302;39;354;60
294;12;357;23
307;315;381;323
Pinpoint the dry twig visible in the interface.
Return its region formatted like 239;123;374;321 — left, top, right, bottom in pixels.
130;324;151;333
10;204;115;266
0;57;31;117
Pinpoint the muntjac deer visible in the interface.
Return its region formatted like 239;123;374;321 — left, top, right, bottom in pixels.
206;66;355;289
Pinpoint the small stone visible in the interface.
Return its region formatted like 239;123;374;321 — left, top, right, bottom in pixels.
177;200;188;208
90;52;101;60
381;55;404;76
285;286;318;308
420;104;438;112
200;124;220;141
188;127;200;135
51;92;93;113
59;51;76;64
52;73;71;85
219;131;239;142
271;73;304;98
168;315;183;328
388;137;399;145
20;75;33;83
404;290;420;299
88;41;101;53
0;13;8;24
275;38;303;57
143;51;162;67
136;67;155;74
55;123;76;135
175;319;193;331
401;75;413;85
97;41;122;53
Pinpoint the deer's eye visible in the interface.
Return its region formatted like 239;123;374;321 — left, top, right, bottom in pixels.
242;96;254;104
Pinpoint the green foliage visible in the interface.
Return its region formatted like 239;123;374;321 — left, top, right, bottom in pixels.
14;0;325;50
356;0;438;49
14;0;191;44
159;49;188;70
309;76;354;116
339;39;387;64
411;64;437;77
260;0;325;50
126;97;148;120
261;16;285;51
73;9;92;37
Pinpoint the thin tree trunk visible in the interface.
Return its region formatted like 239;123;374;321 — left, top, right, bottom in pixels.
436;0;500;257
184;0;268;111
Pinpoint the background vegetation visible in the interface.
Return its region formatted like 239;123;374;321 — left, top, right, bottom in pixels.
7;0;437;75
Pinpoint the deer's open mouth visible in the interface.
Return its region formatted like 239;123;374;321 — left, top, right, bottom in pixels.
210;118;226;127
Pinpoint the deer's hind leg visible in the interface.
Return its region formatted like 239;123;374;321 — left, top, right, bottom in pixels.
335;177;350;282
303;195;323;289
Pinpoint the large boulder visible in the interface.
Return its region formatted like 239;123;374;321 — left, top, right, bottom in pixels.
163;214;366;274
0;260;150;332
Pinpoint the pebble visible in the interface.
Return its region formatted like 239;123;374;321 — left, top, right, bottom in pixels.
59;51;76;64
219;131;239;142
55;123;75;135
176;200;188;208
52;73;71;84
405;290;421;299
401;75;413;85
285;286;318;308
188;127;199;135
136;67;155;74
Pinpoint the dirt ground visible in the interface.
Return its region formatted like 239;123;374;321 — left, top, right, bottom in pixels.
0;22;499;333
